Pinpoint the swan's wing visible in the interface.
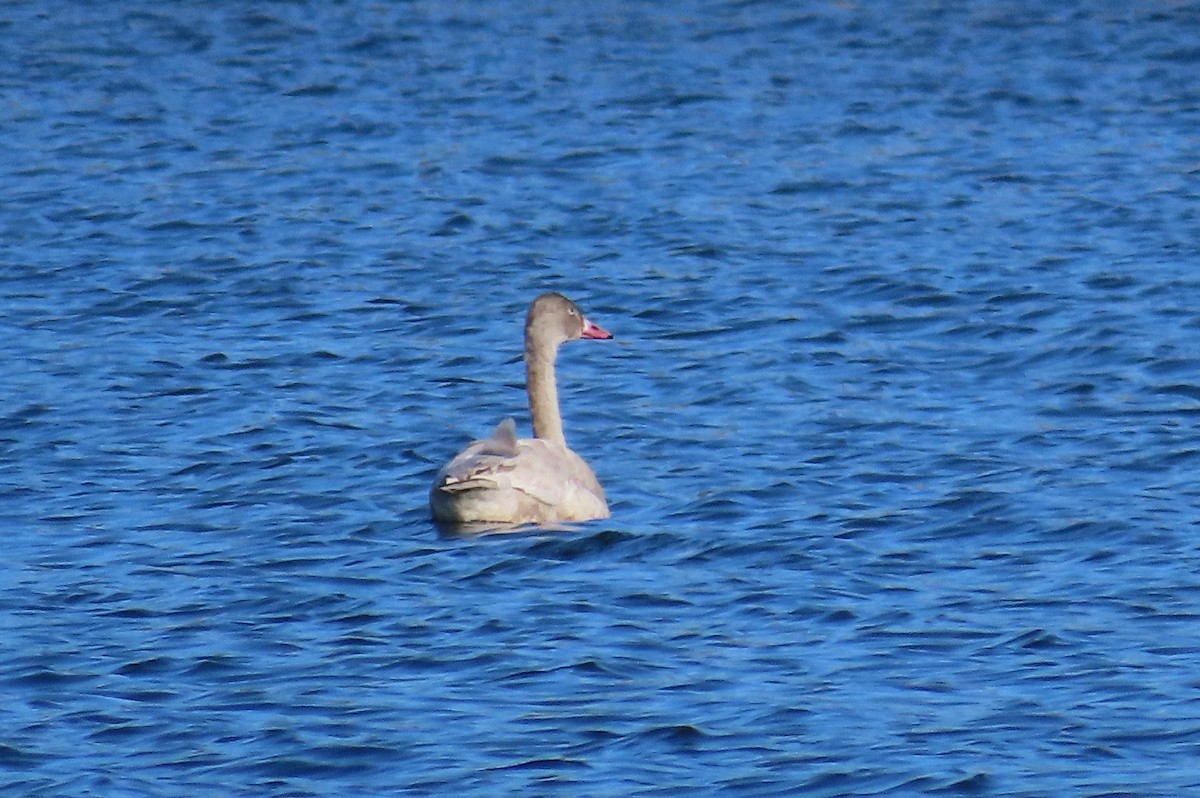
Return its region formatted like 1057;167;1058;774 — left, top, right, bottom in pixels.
506;439;607;510
475;418;519;457
435;418;521;492
433;424;609;523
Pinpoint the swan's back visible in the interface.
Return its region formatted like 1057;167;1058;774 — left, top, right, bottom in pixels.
430;419;609;527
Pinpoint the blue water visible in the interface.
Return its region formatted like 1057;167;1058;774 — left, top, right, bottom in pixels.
3;1;1199;795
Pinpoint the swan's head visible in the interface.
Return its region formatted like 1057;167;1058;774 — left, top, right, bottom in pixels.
526;292;612;351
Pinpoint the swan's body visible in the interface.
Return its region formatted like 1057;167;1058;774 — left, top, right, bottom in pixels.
430;293;612;528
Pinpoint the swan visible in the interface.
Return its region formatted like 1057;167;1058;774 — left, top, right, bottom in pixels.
430;292;613;528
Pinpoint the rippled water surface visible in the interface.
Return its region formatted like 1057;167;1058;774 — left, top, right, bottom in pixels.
3;1;1200;795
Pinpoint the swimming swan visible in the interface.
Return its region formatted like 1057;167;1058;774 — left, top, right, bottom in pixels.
430;292;612;527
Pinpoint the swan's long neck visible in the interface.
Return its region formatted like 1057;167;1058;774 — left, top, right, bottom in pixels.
526;340;565;447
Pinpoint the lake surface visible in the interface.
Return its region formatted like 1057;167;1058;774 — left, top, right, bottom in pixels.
3;1;1199;795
